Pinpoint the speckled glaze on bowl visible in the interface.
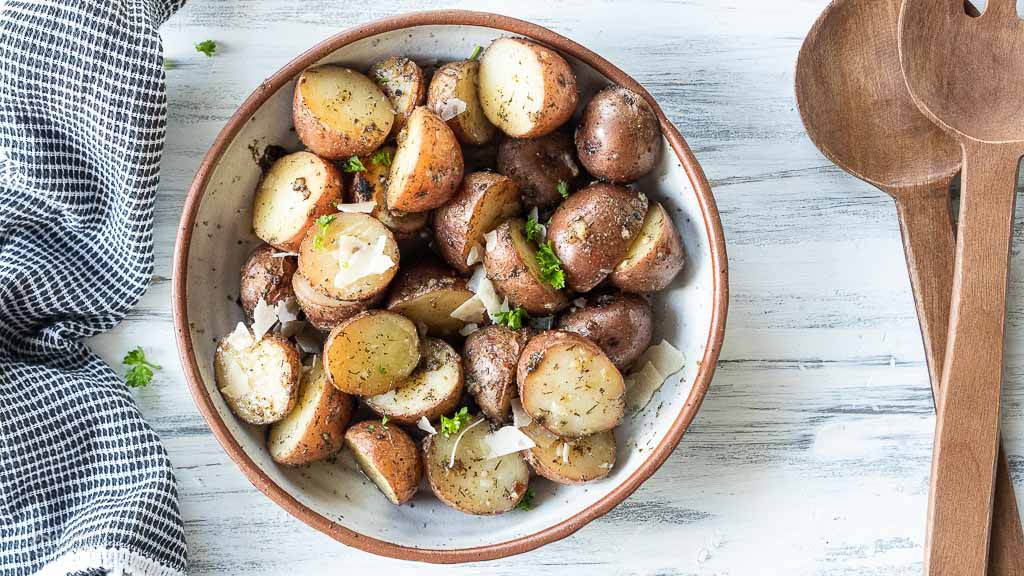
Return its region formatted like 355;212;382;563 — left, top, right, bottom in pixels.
172;10;727;564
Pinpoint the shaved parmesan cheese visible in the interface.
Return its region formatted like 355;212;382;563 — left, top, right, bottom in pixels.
499;297;510;314
511;398;532;428
270;251;299;258
482;426;535;459
466;242;483;267
636;341;685;377
625;361;666;412
561;151;580;177
276;298;300;324
437;97;467;121
224;322;255;350
417;416;437;435
572;297;587;308
450;295;486;323
280;320;305;338
294;327;323;354
528;206;539;222
529;315;554;331
334;201;376;213
219;362;252;400
483;229;499;252
459;323;480;336
467;266;503;317
334;235;395;289
252;299;277;340
448;417;486;468
561;442;570;464
467;265;488;292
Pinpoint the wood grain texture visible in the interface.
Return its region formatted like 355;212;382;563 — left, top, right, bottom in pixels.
81;1;1024;573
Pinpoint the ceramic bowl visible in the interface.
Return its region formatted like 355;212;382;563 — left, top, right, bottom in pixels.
172;10;728;563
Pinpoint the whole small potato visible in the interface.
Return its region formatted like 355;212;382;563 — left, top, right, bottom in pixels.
239;244;296;319
575;85;662;183
557;292;653;370
496;131;580;209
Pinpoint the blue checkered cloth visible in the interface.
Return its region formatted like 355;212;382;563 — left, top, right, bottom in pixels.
0;1;187;574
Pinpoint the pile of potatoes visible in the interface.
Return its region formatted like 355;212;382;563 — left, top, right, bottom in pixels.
214;37;686;515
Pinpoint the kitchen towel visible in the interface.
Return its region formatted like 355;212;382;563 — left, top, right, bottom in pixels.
0;1;187;575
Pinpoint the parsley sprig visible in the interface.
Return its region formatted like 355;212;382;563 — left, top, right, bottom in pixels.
123;347;160;388
370;149;392;167
342;156;366;173
312;214;336;250
525;213;543;243
494;307;530;330
440;407;471;437
535;241;566;290
470;45;483;61
195;40;217;57
556;180;570;199
517;488;536;511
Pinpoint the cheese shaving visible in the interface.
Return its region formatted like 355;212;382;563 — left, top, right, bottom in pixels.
252;299;277;340
572;297;587;308
459;322;479;336
276;298;300;324
511;398;532;428
450;295;486;323
219;357;252;400
437;97;467;121
561;442;570;464
466;242;483;267
224;322;255;350
417;416;437;435
635;340;685;377
483;230;499;252
482;426;536;460
448;417;486;469
467;266;503;317
334;201;376;213
270;251;299;258
280;320;305;338
625;361;666;412
333;235;395;289
294;327;323;354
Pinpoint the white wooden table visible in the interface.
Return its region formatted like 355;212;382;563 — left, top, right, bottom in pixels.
85;0;1024;573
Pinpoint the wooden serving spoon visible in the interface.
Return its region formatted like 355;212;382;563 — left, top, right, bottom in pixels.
796;1;1023;574
899;0;1024;573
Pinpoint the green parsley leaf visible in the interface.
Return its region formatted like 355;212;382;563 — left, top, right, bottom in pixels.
525;213;543;243
122;346;160;388
312;214;336;250
440;406;471;438
381;415;389;428
370;149;392;167
378;366;387;375
195;40;217;57
470;45;483;61
493;307;530;330
342;156;366;173
556;180;570;199
535;241;566;290
516;488;536;511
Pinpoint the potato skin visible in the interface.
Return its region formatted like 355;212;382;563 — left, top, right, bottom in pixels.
384;260;474;336
240;244;297;319
293;65;394;159
484;219;569;315
576;86;662;184
433;171;522;273
268;362;355;466
345;146;428;237
386;107;465;213
344;420;422;505
369;57;426;138
557;292;653;370
547;183;648;292
427;60;498;146
496;131;580;209
611;202;686;293
463;325;531;423
292;272;381;331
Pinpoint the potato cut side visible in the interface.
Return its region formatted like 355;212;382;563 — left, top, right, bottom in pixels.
252;151;343;252
323;310;421;396
521;421;616;484
478;38;578;138
517;331;625;438
434;171;521;273
463;325;529;423
365;338;464;424
268;360;354;466
386;107;465;213
423;416;530;515
345;146;428;236
369;57;426;137
291;271;380;332
427;60;498;146
484;219;568;315
297;212;399;302
384;261;474;336
214;326;301;425
345;420;422;505
611;202;686;293
293;65;394;159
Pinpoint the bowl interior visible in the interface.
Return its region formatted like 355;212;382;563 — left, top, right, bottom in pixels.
182;22;717;552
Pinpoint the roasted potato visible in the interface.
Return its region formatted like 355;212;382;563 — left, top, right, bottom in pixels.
292;271;381;331
575;85;662;183
369;57;426;137
427;59;497;146
345;146;428;238
252;151;343;252
521;421;616;484
517;330;625;438
214;324;301;425
297;212;399;302
547;183;648;292
611;202;686;293
345;420;422;505
323;310;421;396
385;261;475;336
496;131;580;209
240;244;297;319
484;219;568;315
268;360;355;465
478;38;578;138
433;172;522;273
293;65;394;159
386;107;464;212
423;416;530;514
365;338;464;424
463;325;530;423
557;292;653;370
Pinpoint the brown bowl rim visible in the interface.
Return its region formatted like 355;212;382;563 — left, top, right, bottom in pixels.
172;9;729;564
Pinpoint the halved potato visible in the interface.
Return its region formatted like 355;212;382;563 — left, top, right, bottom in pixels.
547;183;648;292
292;271;381;331
214;324;301;425
345;146;428;237
423;416;530;515
434;172;522;273
611;202;686;293
345;420;422;505
463;325;530;423
557;292;653;370
252;151;343;252
240;244;297;319
386;107;464;213
478;38;578;138
484;219;568;315
369;57;426;137
323;310;421;396
517;330;625;438
384;261;474;336
297;212;400;302
427;60;498;146
268;360;355;466
521;421;616;484
293;65;394;159
364;338;463;424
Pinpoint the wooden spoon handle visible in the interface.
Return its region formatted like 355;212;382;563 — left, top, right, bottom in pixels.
925;141;1020;576
895;189;1024;575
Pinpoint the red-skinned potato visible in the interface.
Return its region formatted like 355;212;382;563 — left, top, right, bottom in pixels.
463;325;531;423
252;151;343;252
240;244;296;319
385;261;474;336
345;146;428;238
433;172;522;273
293;65;394;159
269;360;355;466
496;131;580;209
345;420;422;505
386;107;464;213
483;219;569;315
611;201;686;293
575;85;662;183
292;271;381;331
369;57;426;138
427;60;498;146
557;292;653;370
